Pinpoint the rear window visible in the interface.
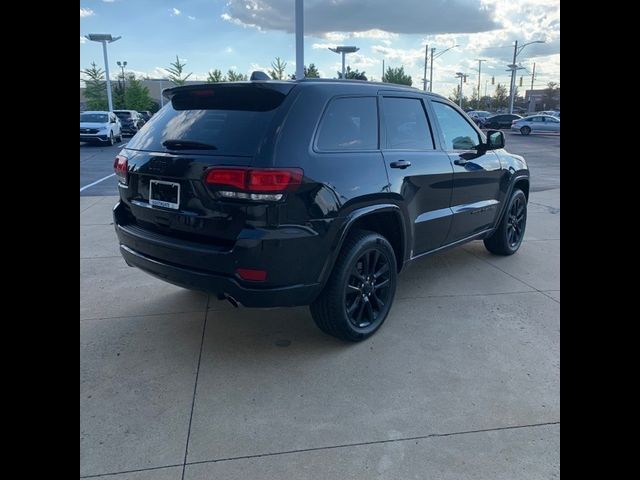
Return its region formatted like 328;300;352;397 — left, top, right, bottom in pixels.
125;86;287;156
114;112;132;119
80;113;108;123
316;97;378;151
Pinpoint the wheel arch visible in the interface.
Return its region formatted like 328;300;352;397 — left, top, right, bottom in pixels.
317;204;408;287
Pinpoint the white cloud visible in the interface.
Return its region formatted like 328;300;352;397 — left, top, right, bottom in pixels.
222;0;499;35
188;15;196;20
80;7;94;18
102;0;116;3
170;8;181;16
80;36;87;44
225;47;234;54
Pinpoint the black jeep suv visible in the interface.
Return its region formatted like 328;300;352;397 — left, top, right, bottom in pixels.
113;78;529;341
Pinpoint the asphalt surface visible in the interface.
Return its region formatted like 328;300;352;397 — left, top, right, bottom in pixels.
79;131;560;196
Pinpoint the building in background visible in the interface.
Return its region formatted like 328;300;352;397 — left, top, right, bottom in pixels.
80;78;207;111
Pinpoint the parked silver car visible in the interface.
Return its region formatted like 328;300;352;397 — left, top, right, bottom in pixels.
511;115;560;136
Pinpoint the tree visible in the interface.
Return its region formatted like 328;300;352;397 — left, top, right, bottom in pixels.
124;73;154;111
337;66;367;80
289;63;320;80
166;55;192;85
269;57;287;80
493;83;509;109
82;62;109;110
207;69;225;83
448;86;469;109
470;88;480;109
227;70;248;81
383;66;411;86
542;81;560;110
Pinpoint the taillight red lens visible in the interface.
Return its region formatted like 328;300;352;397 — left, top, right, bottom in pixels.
204;167;303;192
113;155;128;184
205;168;247;189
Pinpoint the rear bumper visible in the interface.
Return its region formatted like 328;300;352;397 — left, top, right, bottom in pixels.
80;134;109;142
113;201;324;307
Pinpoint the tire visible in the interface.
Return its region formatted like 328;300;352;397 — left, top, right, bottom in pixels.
108;132;115;146
483;189;527;255
310;230;397;342
520;126;531;136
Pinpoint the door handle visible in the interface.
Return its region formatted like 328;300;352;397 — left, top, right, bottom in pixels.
390;160;411;169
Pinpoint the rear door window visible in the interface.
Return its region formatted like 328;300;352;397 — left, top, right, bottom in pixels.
316;97;378;151
382;97;434;150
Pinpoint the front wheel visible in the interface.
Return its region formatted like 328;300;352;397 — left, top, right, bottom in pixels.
310;230;397;342
520;126;531;136
484;189;527;255
108;132;115;146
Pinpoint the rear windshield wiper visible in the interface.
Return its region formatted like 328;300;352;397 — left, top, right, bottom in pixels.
162;139;218;150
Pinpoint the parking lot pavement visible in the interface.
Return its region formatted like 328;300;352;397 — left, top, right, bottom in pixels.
80;141;127;196
80;189;559;479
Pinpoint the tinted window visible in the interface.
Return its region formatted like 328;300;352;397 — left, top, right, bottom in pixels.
316;97;378;151
80;113;108;123
383;97;433;150
125;86;288;155
432;102;481;150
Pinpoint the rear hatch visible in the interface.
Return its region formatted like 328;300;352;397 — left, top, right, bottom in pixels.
117;82;295;248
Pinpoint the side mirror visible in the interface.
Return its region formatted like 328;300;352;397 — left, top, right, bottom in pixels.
485;130;505;150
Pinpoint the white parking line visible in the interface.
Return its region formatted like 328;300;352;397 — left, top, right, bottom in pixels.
80;173;116;192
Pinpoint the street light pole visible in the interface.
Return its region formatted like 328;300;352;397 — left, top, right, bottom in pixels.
529;62;536;113
423;44;428;91
430;45;459;93
455;72;466;108
85;34;121;113
117;60;127;99
329;46;359;79
508;40;518;114
475;59;485;109
295;0;304;80
508;39;544;114
429;47;435;92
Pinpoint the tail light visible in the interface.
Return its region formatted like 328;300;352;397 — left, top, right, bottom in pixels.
114;155;128;185
204;167;303;201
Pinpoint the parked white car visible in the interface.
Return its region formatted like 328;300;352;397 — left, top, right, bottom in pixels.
511;115;560;136
80;111;122;145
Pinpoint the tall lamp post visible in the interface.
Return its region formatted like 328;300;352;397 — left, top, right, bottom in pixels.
508;40;544;113
455;72;467;108
429;44;459;92
116;60;127;98
329;46;359;79
85;33;121;112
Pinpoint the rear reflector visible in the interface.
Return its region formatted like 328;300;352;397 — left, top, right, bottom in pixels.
236;268;267;281
204;167;303;193
113;155;128;185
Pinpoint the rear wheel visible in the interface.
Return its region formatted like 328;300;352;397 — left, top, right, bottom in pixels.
520;126;531;136
310;230;397;342
484;189;527;255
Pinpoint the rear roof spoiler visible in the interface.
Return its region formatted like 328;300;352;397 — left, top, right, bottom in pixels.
163;73;292;99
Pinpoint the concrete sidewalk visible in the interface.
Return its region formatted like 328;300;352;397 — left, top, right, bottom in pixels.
80;189;560;479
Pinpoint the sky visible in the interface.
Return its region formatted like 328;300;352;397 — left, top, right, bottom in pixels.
80;0;560;98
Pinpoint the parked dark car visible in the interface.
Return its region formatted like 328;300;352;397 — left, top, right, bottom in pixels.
113;110;145;136
138;110;153;122
482;113;522;129
113;78;529;341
